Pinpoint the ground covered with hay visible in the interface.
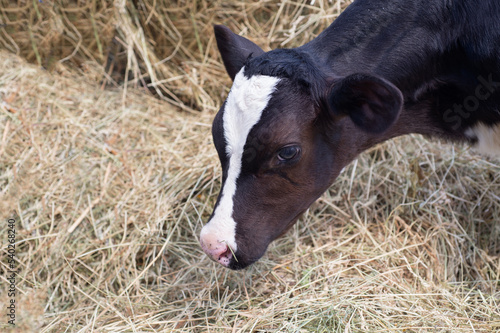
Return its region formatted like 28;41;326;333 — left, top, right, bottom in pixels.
1;1;499;332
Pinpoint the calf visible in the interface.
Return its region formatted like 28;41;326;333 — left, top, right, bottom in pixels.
200;0;500;269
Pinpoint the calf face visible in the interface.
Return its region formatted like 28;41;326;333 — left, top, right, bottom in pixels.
200;25;403;269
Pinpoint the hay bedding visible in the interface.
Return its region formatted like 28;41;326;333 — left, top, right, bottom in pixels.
0;0;499;332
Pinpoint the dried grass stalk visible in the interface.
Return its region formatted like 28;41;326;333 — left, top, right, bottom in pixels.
0;0;499;332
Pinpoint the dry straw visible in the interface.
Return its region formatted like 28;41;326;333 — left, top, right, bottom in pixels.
0;0;499;332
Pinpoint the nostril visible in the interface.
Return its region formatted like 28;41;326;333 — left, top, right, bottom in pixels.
218;246;229;259
200;236;226;255
212;241;228;257
200;229;237;267
200;236;235;266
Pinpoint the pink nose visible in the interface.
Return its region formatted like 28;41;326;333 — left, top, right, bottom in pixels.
200;234;233;266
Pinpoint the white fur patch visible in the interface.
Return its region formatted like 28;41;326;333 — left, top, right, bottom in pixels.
201;69;280;252
465;122;500;156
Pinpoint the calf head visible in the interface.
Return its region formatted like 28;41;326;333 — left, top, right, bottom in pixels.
200;25;404;270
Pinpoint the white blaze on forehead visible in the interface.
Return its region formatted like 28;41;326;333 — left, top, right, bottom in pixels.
201;69;280;252
465;122;500;156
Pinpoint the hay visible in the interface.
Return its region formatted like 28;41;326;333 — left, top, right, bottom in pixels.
0;0;339;113
0;0;499;332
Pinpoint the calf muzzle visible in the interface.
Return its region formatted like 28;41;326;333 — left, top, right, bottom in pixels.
200;233;233;267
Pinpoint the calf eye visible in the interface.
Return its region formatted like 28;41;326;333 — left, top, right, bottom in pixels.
277;146;300;161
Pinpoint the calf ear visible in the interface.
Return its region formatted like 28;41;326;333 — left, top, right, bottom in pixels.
214;25;265;81
327;73;403;134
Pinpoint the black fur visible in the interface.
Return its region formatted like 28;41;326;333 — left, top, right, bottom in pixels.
206;0;500;270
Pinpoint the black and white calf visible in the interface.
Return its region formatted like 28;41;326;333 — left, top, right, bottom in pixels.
200;0;500;269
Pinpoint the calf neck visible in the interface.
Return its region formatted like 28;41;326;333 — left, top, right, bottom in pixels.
200;0;500;269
